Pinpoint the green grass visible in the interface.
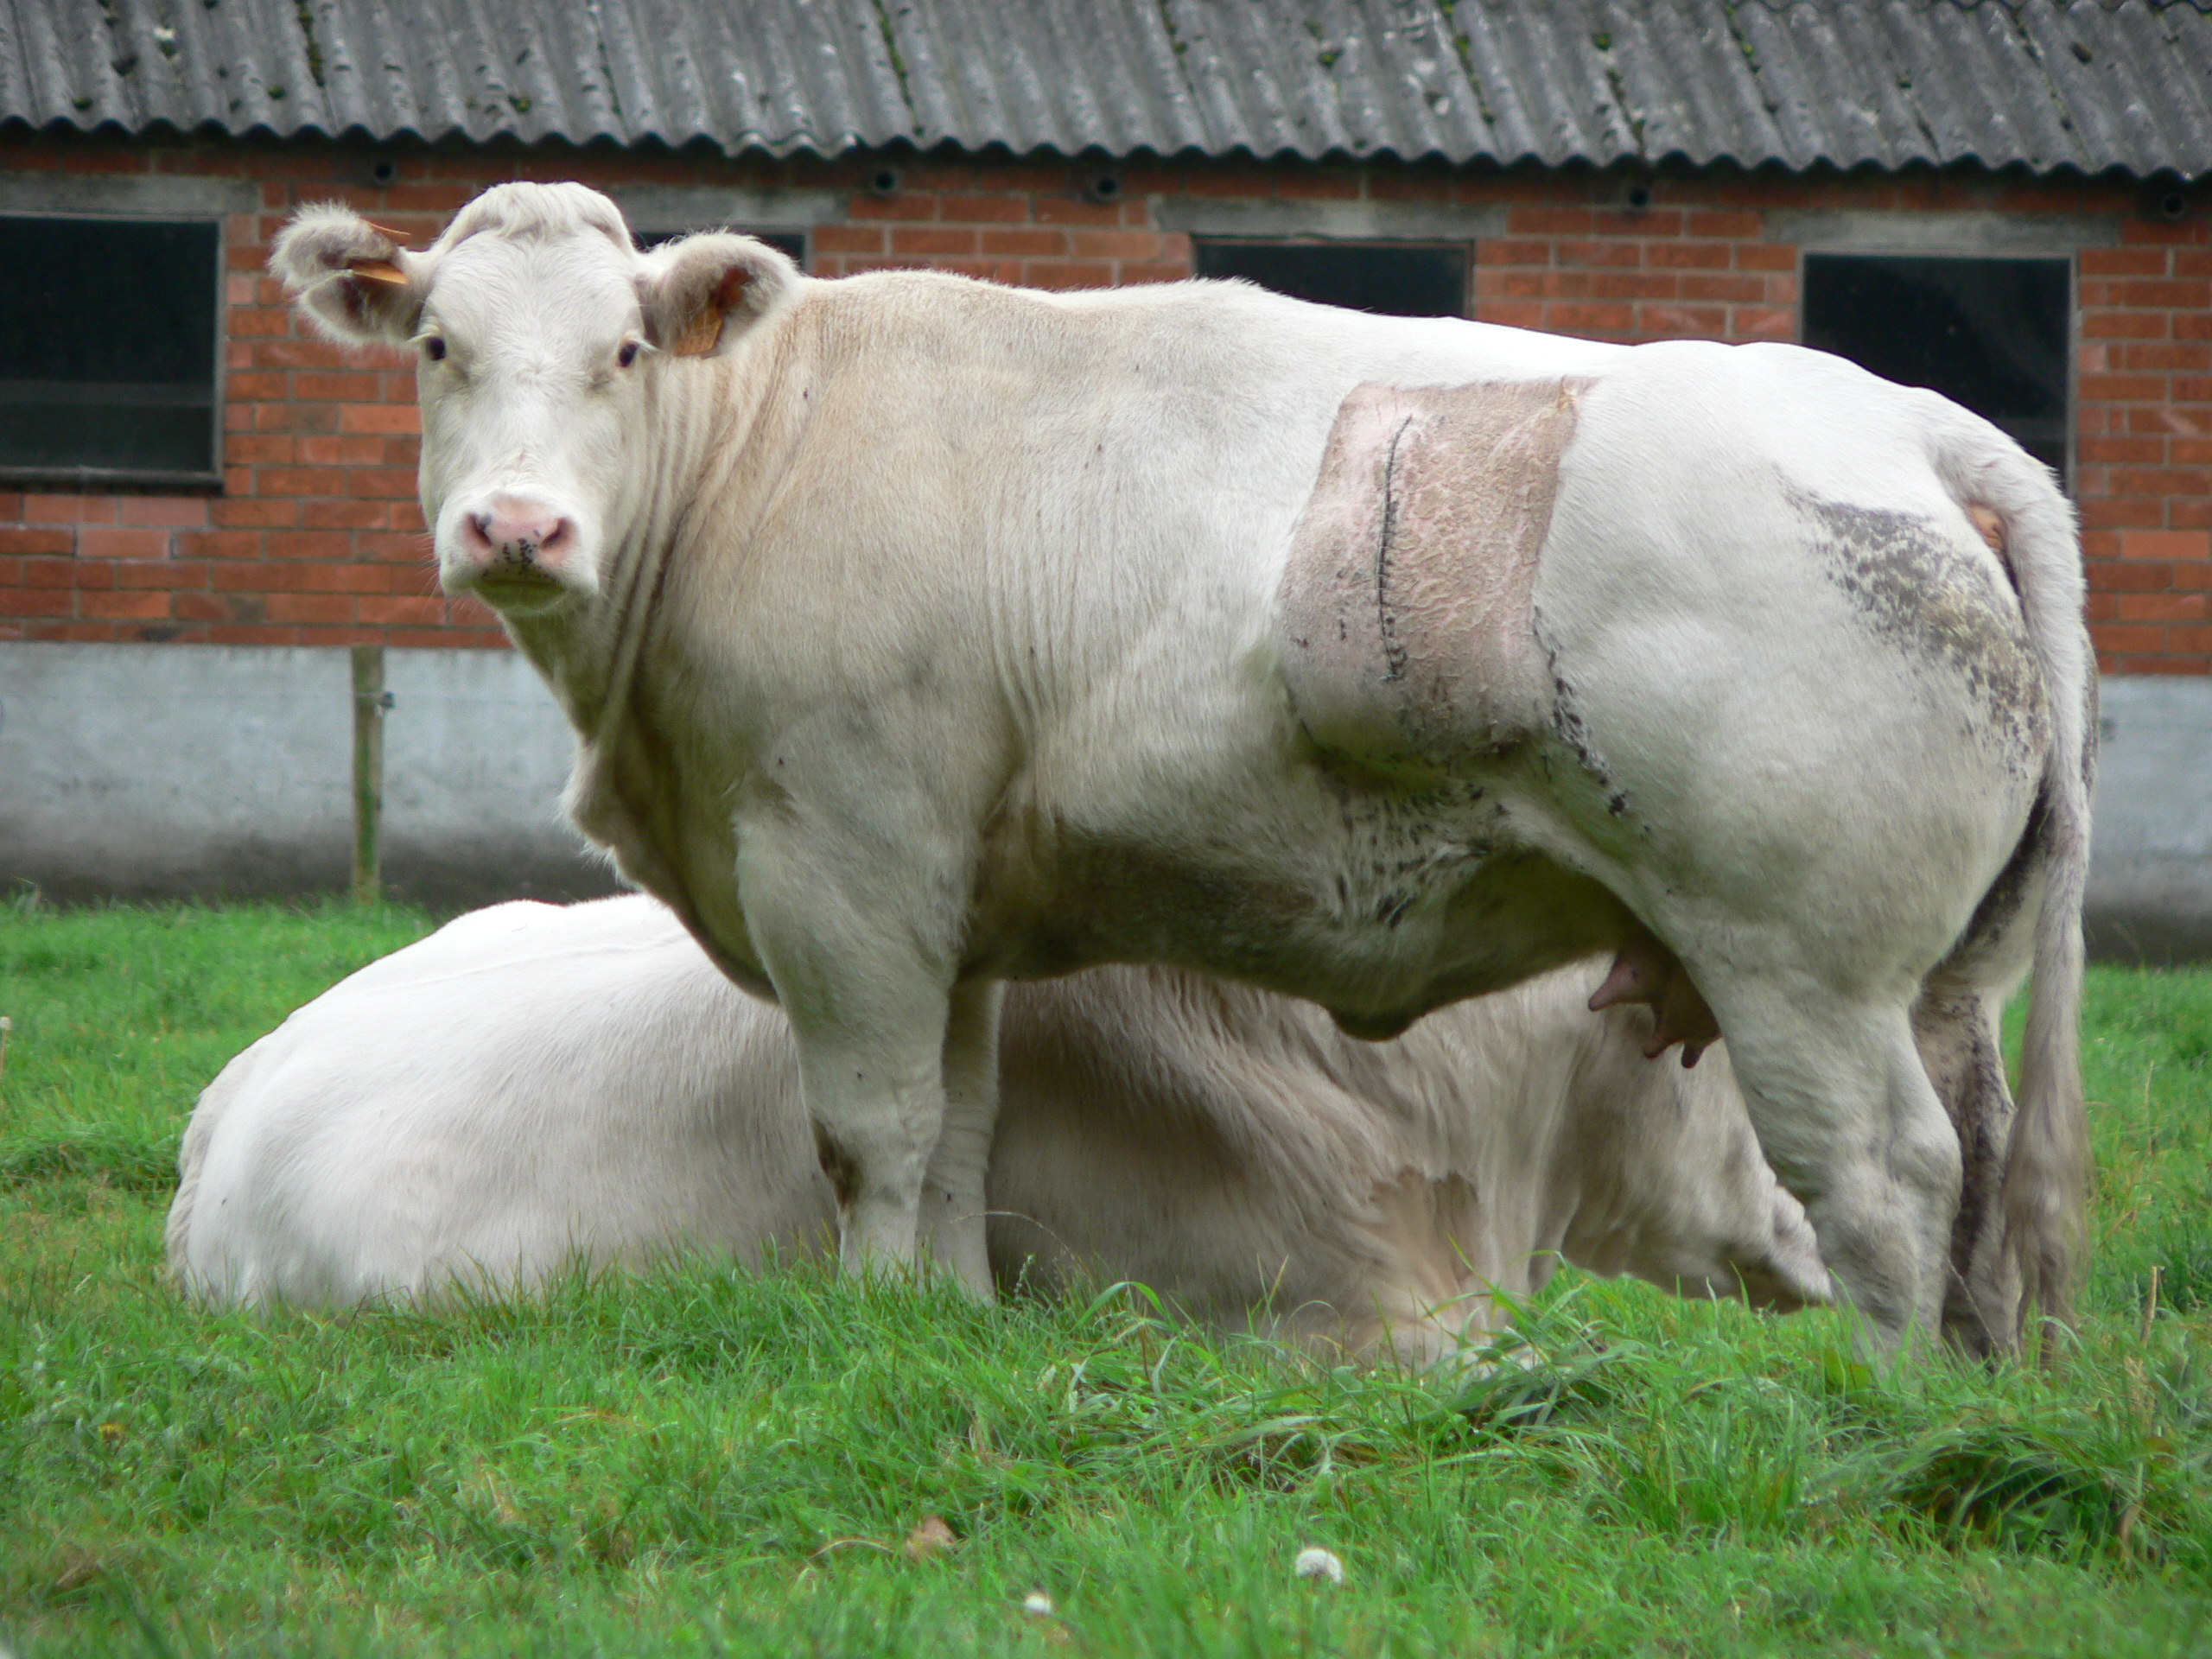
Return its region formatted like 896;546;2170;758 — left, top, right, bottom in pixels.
2;902;2209;1656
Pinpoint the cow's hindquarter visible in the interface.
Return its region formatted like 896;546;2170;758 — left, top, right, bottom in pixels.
1522;345;2052;1350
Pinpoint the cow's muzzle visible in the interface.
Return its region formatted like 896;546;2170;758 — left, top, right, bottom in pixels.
443;492;590;610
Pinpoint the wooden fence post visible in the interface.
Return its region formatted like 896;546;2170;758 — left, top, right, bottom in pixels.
351;645;390;906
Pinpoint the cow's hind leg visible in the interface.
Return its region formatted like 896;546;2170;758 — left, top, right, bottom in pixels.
1712;977;1961;1355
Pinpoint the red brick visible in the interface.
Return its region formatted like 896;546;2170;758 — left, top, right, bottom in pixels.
1680;274;1770;304
2115;279;2212;309
1473;299;1548;329
2080;436;2170;465
175;531;264;561
1591;271;1679;302
115;559;213;590
114;496;210;527
1639;303;1727;336
298;435;389;467
1279;169;1368;200
1732;245;1797;271
292;371;383;401
76;527;172;560
170;592;237;623
1648;242;1733;270
1020;262;1116;289
2095;623;2170;652
213;498;298;528
348;467;420;499
2124;343;2212;372
1071;230;1165;261
260;530;354;562
889;226;981;257
300;499;396;530
359;595;450;626
0;587;71;618
254;467;348;498
22;494;117;524
2118;592;2209;622
1547;302;1637;335
301;563;393;594
2080;374;2170;402
79;589;172;620
2120;528;2212;561
1474;238;1553;267
2082;312;2169;340
2112;467;2210;497
0;528;74;555
22;556;82;588
1554;239;1644;269
1732;307;1796;340
334;402;422;435
264;593;357;624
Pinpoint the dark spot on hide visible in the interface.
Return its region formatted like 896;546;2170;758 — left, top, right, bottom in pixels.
1796;490;2048;762
813;1126;860;1209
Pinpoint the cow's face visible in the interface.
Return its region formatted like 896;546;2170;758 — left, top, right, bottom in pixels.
272;185;797;620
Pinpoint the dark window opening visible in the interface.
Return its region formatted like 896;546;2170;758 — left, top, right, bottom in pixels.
0;215;223;486
1802;253;2070;488
636;228;808;269
1193;241;1467;318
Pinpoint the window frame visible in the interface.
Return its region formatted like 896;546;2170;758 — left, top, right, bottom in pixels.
0;202;230;492
1782;215;2095;497
1189;236;1474;320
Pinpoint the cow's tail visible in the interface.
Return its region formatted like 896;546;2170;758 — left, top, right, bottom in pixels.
1936;415;2095;1360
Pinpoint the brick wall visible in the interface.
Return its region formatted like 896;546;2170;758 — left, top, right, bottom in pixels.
1;129;2205;672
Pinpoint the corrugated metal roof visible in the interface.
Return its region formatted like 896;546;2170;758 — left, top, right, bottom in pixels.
7;0;2212;177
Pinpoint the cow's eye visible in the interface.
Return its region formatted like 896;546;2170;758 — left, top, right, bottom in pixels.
617;340;640;369
423;336;448;363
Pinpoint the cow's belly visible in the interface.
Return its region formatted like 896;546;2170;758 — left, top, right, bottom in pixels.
975;755;1635;1039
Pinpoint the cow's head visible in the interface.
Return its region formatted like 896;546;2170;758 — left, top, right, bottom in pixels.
271;185;798;618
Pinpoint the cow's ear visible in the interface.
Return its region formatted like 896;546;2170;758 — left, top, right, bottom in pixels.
270;204;425;347
638;233;798;359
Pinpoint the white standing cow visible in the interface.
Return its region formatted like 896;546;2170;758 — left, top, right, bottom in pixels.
168;894;1831;1359
274;183;2091;1354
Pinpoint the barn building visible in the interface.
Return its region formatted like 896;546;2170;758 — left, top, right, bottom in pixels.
0;0;2208;955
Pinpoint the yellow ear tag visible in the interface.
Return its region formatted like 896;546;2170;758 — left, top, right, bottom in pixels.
347;259;409;287
669;265;753;357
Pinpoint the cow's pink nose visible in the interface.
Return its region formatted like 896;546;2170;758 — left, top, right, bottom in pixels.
463;497;572;569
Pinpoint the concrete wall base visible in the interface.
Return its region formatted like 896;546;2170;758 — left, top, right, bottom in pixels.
3;644;2207;959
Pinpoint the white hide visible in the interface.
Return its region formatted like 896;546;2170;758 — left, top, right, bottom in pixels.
168;896;1829;1361
271;185;2090;1353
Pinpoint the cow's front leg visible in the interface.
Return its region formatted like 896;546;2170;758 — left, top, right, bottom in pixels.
919;978;1004;1299
737;833;970;1282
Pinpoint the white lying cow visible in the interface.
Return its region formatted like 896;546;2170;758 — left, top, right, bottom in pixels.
274;184;2090;1353
168;895;1830;1359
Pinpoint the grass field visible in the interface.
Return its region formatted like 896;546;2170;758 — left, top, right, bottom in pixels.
2;901;2209;1656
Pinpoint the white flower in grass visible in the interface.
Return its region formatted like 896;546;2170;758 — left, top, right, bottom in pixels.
1294;1546;1344;1585
1022;1591;1055;1617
